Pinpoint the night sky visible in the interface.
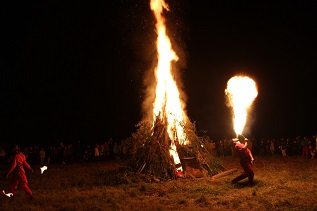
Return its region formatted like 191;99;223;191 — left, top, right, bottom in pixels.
2;0;316;144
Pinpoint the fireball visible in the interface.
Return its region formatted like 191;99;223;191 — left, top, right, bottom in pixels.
225;76;258;137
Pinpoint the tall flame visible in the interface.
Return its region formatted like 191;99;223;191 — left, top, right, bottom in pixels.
225;76;258;137
150;0;188;169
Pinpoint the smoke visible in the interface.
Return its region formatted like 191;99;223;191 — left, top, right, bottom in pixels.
141;63;157;120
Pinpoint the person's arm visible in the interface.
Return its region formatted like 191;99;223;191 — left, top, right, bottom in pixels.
244;139;254;163
246;148;255;163
23;160;33;172
249;151;254;162
243;139;248;149
6;156;17;178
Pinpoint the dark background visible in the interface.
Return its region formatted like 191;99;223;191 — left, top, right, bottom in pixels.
1;0;316;144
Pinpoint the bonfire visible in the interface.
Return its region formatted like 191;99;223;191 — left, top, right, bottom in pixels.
123;116;224;180
123;0;224;180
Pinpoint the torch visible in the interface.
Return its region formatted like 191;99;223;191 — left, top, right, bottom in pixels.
2;190;13;198
40;166;48;174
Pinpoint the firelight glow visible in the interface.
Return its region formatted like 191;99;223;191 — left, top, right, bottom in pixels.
150;0;188;170
225;76;258;137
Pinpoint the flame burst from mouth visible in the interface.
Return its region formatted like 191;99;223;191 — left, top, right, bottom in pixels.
150;0;188;170
225;76;258;137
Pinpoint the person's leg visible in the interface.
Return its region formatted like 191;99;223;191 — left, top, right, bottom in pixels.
233;162;254;185
303;147;309;157
232;162;248;183
244;163;255;185
232;172;247;183
20;177;32;196
20;182;32;196
19;175;32;196
9;178;19;195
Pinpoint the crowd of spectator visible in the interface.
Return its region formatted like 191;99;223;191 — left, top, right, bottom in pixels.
0;134;316;167
0;138;123;166
214;135;317;159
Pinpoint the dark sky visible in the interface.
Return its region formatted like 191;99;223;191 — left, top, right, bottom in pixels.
1;0;316;144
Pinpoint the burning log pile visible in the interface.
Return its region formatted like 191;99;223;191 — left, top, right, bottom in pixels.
123;116;225;180
124;117;175;179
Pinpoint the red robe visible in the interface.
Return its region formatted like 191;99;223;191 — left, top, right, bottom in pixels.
7;152;33;196
232;142;254;185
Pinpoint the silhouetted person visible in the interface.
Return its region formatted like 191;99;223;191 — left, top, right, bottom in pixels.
5;144;34;200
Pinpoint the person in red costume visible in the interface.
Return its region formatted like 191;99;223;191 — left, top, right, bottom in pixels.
231;137;255;186
5;144;34;199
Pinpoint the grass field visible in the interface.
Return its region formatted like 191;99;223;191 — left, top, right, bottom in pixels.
0;155;316;211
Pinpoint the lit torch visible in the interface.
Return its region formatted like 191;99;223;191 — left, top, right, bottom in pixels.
225;76;258;138
2;190;13;198
150;0;188;175
40;166;48;174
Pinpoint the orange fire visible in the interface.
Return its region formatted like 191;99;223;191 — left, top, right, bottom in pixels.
225;76;258;137
150;0;188;171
